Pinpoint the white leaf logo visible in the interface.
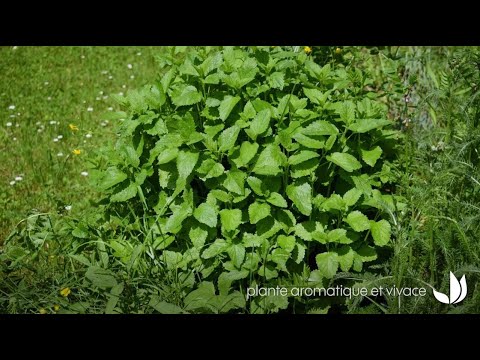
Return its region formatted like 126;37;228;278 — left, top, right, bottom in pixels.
433;272;467;304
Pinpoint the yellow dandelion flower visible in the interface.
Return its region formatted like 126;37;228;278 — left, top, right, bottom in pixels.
69;124;79;131
39;308;47;314
72;149;81;155
335;47;342;55
54;304;60;312
60;287;71;297
304;46;312;54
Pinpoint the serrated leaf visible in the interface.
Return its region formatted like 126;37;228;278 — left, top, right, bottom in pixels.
98;167;128;191
370;219;391;246
86;266;117;288
277;235;296;252
157;148;179;165
346;211;370;232
303;121;339;136
293;133;325;149
270;248;290;271
202;239;229;259
189;224;208;248
293;242;306;264
177;151;199;180
335;100;355;123
356;245;377;262
248;202;271;224
327;228;350;244
232;141;259;168
348;119;391;133
303;88;329;105
219;95;241;121
227;244;245;268
220;209;242;231
218;125;240;153
223;170;246;195
268;71;285;89
343;188;363;207
315;252;339;279
252;144;285;176
286;181;312;216
266;192;288;208
171;84;202;107
361;146;383;167
165;202;191;233
194;202;218;228
327;152;362;172
288;150;319;165
335;246;355;272
249;109;271;139
218;270;249;295
111;182;137;202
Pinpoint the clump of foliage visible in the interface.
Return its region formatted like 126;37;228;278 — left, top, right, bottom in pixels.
87;46;401;313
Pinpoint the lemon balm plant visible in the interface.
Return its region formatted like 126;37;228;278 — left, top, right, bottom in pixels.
90;46;402;313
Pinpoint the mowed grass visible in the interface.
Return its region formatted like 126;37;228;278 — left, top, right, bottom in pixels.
0;46;162;242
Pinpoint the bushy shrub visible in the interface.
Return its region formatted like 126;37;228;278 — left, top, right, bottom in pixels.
91;46;401;313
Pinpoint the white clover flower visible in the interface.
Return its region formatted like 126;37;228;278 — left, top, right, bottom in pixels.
65;205;72;211
44;81;49;86
108;75;113;80
130;75;135;79
13;137;17;141
127;64;133;69
6;122;12;127
100;121;107;127
118;92;124;96
107;107;113;111
9;115;15;118
57;152;64;157
49;120;57;125
37;129;43;133
96;97;101;101
57;135;63;139
85;133;92;138
136;52;141;56
47;97;52;101
15;176;23;181
12;46;18;50
81;55;85;59
87;106;93;112
15;124;19;128
8;105;15;110
102;96;109;100
122;84;126;89
9;180;15;186
101;70;108;75
53;138;59;142
81;171;89;177
35;121;41;126
99;91;104;95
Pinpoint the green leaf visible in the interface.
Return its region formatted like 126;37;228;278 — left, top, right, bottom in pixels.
370;219;391;246
335;100;355;123
219;95;241;121
157;148;179;165
249;109;271;139
343;188;363;207
232;141;259;168
227;244;245;268
165;202;192;233
327;228;351;244
106;283;124;314
268;72;285;89
218;125;240;153
171;84;202;107
202;239;229;259
223;170;246;195
303;121;339;136
252;144;285;176
277;235;296;252
194;202;218;228
320;194;345;212
111;182;137;202
327;152;362;172
266;192;288;208
218;271;249;296
248;202;271;224
288;150;319;165
86;266;117;288
361;146;383;167
189;225;208;248
177;151;199;180
98;167;128;190
286;181;312;216
315;252;339;279
293;133;325;149
258;264;278;280
184;282;216;311
346;211;370;232
303;88;329;105
149;296;185;314
270;248;290;270
335;246;355;272
348;119;391;133
220;209;242;231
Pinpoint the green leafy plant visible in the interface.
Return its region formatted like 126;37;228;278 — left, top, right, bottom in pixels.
86;46;402;313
